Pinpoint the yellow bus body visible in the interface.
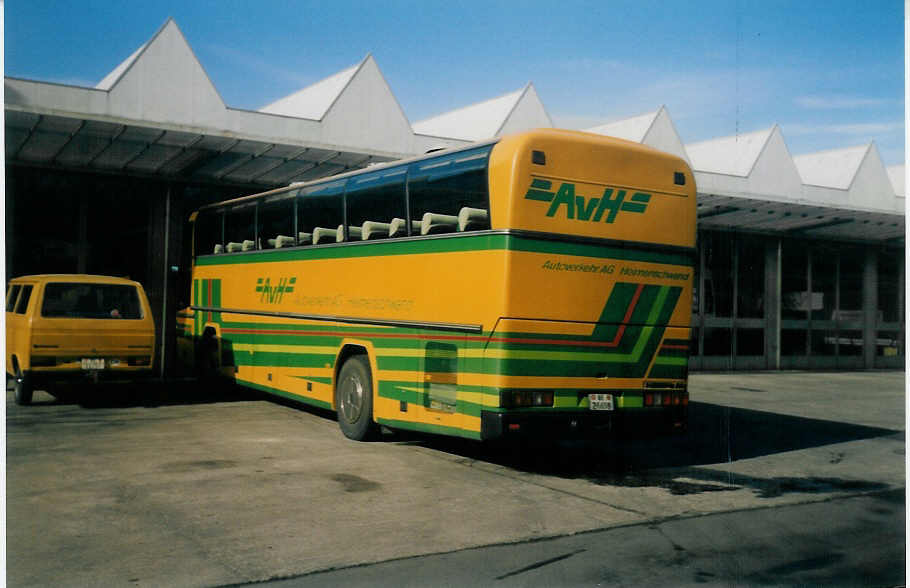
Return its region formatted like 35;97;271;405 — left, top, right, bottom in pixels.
182;129;696;440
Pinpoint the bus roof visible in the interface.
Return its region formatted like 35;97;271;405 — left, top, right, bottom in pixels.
193;136;501;215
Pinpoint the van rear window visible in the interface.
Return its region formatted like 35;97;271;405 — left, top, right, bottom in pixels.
41;283;143;319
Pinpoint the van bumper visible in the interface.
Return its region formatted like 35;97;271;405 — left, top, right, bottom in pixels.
27;368;155;387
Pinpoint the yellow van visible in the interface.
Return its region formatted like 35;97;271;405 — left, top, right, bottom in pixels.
5;275;156;404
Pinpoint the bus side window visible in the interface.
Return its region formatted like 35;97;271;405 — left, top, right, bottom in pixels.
195;210;223;256
408;145;492;235
345;166;407;241
225;202;257;252
259;190;297;249
298;179;345;246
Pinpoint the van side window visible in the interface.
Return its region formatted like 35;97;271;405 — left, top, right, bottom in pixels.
7;285;22;312
15;285;33;314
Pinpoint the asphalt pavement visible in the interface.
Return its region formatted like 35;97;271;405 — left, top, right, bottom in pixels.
6;371;905;587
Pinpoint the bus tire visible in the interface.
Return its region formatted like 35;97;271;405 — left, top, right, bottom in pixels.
335;355;377;441
14;367;33;406
196;328;220;382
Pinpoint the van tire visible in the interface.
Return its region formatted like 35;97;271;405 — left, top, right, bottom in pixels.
14;368;33;406
335;355;377;441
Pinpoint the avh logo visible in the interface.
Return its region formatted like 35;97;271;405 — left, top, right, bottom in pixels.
524;178;651;223
255;277;296;304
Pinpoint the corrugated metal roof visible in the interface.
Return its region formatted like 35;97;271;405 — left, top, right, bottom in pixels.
258;59;363;120
686;126;774;177
887;165;905;197
96;42;148;91
585;108;659;142
412;85;527;141
793;144;869;189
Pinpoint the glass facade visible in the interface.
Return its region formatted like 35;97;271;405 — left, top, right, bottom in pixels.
691;229;905;370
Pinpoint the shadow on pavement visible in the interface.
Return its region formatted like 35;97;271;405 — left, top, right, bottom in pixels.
21;378;258;408
398;401;901;499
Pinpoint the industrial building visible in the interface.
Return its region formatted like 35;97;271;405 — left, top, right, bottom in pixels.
5;19;904;373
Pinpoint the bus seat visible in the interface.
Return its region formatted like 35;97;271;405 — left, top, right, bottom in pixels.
362;221;391;240
458;207;489;231
389;218;420;238
214;244;223;254
298;232;313;245
312;227;337;245
336;225;363;242
421;212;459;235
241;239;256;251
225;242;244;253
270;235;296;248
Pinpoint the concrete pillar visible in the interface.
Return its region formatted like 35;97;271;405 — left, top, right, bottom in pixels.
863;247;878;368
765;239;781;370
6;171;16;280
77;195;89;274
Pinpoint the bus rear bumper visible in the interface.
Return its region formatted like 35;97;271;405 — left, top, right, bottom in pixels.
480;409;687;441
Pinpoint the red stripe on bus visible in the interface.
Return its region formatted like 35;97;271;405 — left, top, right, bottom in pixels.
218;286;649;349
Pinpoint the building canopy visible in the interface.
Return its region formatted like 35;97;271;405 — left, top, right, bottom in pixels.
5;18;903;243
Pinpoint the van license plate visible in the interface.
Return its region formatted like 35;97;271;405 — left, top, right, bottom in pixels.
589;393;614;411
81;358;105;370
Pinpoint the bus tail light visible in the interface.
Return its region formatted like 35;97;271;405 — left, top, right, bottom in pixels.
500;389;554;408
642;383;687;408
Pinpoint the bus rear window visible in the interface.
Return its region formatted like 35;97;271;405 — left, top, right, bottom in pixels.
42;283;143;319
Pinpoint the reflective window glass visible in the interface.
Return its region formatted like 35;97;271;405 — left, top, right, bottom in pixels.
6;285;21;312
298;179;345;245
737;236;765;319
702;232;734;318
408;145;492;231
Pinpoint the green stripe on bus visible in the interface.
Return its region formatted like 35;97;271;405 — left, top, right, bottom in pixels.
241;380;332;410
375;417;481;440
195;233;693;267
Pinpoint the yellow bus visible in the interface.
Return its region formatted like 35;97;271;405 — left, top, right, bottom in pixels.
178;129;696;441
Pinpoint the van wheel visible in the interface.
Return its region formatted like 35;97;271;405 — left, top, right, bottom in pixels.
14;368;33;406
335;355;377;441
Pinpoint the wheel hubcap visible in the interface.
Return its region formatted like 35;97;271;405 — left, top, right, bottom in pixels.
340;373;363;424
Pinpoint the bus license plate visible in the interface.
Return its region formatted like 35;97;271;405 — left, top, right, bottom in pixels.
81;358;105;370
589;393;614;411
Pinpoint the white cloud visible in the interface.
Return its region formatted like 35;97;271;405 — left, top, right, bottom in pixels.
784;121;904;136
202;43;314;88
794;95;890;109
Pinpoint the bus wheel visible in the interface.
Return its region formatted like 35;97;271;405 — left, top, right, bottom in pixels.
335;355;377;441
14;367;33;406
196;328;219;382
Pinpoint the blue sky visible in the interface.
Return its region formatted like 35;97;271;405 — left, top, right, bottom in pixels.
6;1;905;165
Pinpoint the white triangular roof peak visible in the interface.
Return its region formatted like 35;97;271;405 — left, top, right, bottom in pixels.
259;56;366;120
887;165;905;198
413;83;549;141
793;143;870;190
586;108;660;142
96;42;148;90
93;18;226;127
685;126;776;177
